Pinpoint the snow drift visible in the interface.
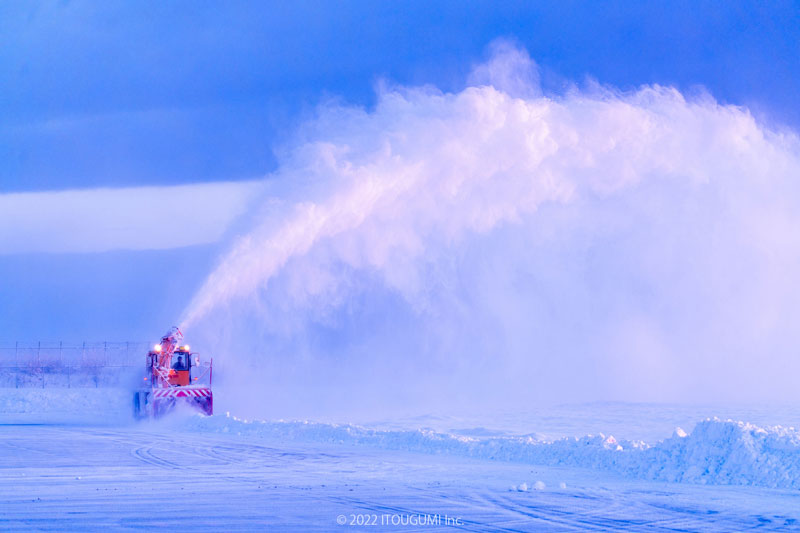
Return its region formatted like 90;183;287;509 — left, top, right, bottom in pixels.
183;414;800;490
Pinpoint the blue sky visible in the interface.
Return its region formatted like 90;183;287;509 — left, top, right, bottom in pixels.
2;0;800;345
3;1;799;192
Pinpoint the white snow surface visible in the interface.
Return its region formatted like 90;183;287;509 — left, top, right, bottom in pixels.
179;412;800;490
2;388;800;530
2;388;799;490
0;387;131;424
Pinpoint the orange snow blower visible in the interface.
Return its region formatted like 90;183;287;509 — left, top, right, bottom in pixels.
133;327;213;418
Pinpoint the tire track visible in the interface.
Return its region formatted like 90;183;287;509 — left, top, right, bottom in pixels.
131;445;181;470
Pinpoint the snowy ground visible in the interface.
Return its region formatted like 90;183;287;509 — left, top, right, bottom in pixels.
1;390;799;531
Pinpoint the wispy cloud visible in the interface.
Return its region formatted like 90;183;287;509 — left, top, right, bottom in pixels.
0;180;264;254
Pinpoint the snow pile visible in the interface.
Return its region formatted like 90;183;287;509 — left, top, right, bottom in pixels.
181;414;800;489
633;419;800;488
510;481;546;491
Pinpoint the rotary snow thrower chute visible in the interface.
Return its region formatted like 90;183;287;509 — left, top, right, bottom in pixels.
133;327;213;418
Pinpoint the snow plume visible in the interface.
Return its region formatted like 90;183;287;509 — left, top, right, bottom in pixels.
181;43;800;419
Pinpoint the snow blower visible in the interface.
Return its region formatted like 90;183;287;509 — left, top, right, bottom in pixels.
133;327;213;418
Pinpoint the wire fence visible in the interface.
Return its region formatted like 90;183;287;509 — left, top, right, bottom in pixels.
0;342;148;388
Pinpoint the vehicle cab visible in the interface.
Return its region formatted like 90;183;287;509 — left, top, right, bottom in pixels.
168;346;192;386
145;344;196;387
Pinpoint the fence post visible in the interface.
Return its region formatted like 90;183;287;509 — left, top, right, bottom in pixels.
39;341;44;389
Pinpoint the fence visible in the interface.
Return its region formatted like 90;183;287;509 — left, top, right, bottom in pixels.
0;342;148;388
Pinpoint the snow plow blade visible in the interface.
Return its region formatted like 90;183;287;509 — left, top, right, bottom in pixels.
134;387;213;418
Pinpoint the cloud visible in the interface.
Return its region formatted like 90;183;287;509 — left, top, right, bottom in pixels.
0;180;263;254
467;38;542;99
180;43;800;417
